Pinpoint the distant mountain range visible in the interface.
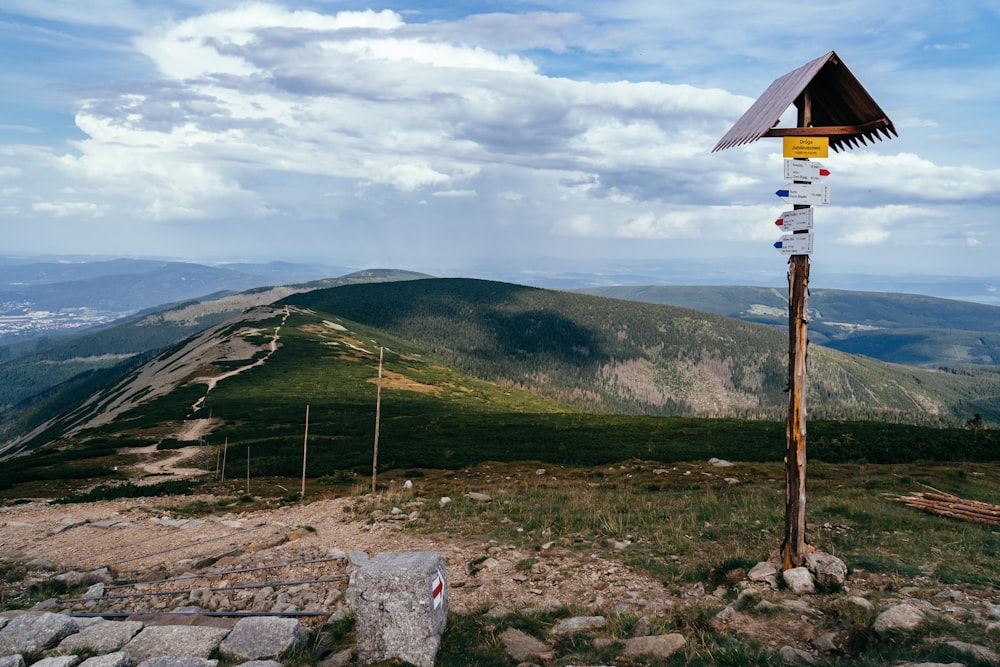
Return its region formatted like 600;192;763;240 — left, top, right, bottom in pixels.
0;257;350;344
577;285;1000;367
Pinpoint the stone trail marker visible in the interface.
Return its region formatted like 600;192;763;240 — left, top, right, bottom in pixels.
347;551;448;667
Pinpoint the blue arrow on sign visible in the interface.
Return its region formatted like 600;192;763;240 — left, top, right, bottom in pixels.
776;183;830;205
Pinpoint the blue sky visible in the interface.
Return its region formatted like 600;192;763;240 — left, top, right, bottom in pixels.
1;1;999;286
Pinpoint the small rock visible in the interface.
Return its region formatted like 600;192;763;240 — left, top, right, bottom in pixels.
317;647;353;667
782;567;816;595
942;640;1000;664
403;480;413;489
551;616;606;635
812;631;840;653
779;645;816;664
438;496;451;508
500;628;553;662
708;457;733;467
748;561;779;587
782;599;821;616
629;617;651;638
804;552;847;590
934;589;963;601
873;604;925;635
622;634;686;658
83;582;106;599
755;600;782;614
682;582;705;598
465;492;492;503
284;527;311;542
715;606;738;622
845;596;873;612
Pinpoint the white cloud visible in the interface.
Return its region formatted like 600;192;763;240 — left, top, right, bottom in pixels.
32;200;105;217
837;152;1000;202
3;1;999;276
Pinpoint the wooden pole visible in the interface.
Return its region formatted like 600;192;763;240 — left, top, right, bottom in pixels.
301;404;309;499
221;438;228;482
246;445;250;495
372;347;383;494
783;92;812;569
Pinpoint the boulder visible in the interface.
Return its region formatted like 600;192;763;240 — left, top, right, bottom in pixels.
134;659;218;667
218;617;307;662
804;552;847;589
59;619;143;653
123;625;231;662
0;612;79;654
27;658;79;667
78;654;131;667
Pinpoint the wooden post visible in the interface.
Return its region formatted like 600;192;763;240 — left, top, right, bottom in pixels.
301;404;309;499
783;93;812;569
372;347;384;494
246;445;250;495
221;438;228;482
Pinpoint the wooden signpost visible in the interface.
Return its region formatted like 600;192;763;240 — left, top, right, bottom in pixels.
713;51;896;568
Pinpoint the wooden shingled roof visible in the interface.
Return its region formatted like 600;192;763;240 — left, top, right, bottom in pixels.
713;51;897;153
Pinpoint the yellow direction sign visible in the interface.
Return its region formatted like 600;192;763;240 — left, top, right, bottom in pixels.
783;136;829;158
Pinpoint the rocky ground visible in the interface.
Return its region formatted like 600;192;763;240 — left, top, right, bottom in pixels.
2;494;999;666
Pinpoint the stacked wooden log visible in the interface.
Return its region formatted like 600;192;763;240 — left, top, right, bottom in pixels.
894;490;1000;526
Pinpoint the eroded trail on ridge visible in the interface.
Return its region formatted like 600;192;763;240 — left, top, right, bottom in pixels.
191;306;290;413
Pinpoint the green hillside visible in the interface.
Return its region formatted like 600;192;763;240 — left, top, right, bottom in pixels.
0;269;430;445
4;290;997;496
284;279;1000;424
577;285;1000;366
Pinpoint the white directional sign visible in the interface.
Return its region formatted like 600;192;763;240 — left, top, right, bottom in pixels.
783;159;830;182
775;183;830;205
774;207;813;232
774;233;813;255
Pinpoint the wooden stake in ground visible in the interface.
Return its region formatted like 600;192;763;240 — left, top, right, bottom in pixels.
221;438;228;482
372;346;384;494
301;404;309;498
